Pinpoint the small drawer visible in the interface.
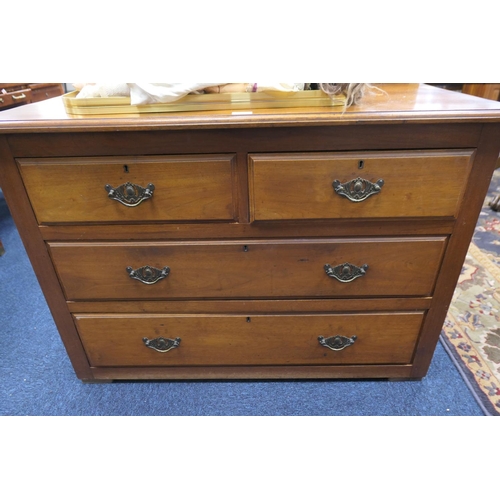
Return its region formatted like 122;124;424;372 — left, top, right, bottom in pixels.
30;84;64;102
49;237;446;300
74;312;424;367
249;150;474;221
18;155;237;223
0;89;32;109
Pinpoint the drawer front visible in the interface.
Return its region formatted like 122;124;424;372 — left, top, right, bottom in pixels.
49;237;446;300
18;155;237;223
30;84;64;103
249;150;474;220
0;89;32;109
74;312;424;367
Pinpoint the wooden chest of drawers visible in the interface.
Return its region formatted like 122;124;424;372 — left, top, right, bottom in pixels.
1;84;500;382
0;83;64;110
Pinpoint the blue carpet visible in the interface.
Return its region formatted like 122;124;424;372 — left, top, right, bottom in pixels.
0;190;485;416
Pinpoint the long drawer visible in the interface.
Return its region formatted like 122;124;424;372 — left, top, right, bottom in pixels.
18;155;237;223
49;237;447;300
249;150;474;220
74;312;424;367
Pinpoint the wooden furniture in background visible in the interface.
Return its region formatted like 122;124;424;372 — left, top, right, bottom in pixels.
462;84;500;101
0;83;64;111
461;84;500;212
0;84;500;382
428;83;500;101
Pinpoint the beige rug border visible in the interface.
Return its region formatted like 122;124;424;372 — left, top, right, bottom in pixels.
443;241;500;414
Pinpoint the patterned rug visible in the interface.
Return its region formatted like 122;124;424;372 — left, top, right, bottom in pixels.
441;168;500;416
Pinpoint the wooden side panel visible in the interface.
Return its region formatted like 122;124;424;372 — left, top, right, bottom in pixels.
411;123;500;377
0;136;93;380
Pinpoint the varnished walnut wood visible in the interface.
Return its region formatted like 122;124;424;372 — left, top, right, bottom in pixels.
462;84;500;101
410;123;500;377
74;312;424;367
1;84;500;133
0;89;32;110
66;297;433;313
29;83;64;103
6;123;484;158
18;155;237;223
249;150;473;220
39;219;457;240
1;83;500;382
0;137;92;380
48;238;446;300
0;83;63;110
89;364;414;380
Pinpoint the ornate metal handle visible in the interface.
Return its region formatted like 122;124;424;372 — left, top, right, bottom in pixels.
318;335;357;351
324;262;368;282
12;93;27;100
126;265;170;284
143;337;181;353
105;181;155;207
333;177;384;202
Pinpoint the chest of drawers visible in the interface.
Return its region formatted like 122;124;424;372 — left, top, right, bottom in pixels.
0;83;64;110
1;83;500;382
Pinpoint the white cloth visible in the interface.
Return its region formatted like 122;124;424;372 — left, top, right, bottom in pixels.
75;83;306;105
75;83;130;99
128;83;226;105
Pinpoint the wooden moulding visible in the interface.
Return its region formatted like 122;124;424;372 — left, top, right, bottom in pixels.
89;364;414;381
62;90;346;115
39;219;457;241
66;297;433;314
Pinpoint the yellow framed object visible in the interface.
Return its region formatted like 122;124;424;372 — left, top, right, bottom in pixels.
62;90;346;115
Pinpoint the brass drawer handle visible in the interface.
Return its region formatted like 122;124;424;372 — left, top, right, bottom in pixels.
105;181;155;207
12;93;27;100
318;335;357;351
324;262;368;282
126;265;170;284
143;336;181;353
333;177;384;202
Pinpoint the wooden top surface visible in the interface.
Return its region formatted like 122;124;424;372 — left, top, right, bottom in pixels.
1;83;500;133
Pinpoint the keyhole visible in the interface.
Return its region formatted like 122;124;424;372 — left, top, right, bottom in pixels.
358;160;364;169
243;245;249;252
246;317;251;323
124;165;129;173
